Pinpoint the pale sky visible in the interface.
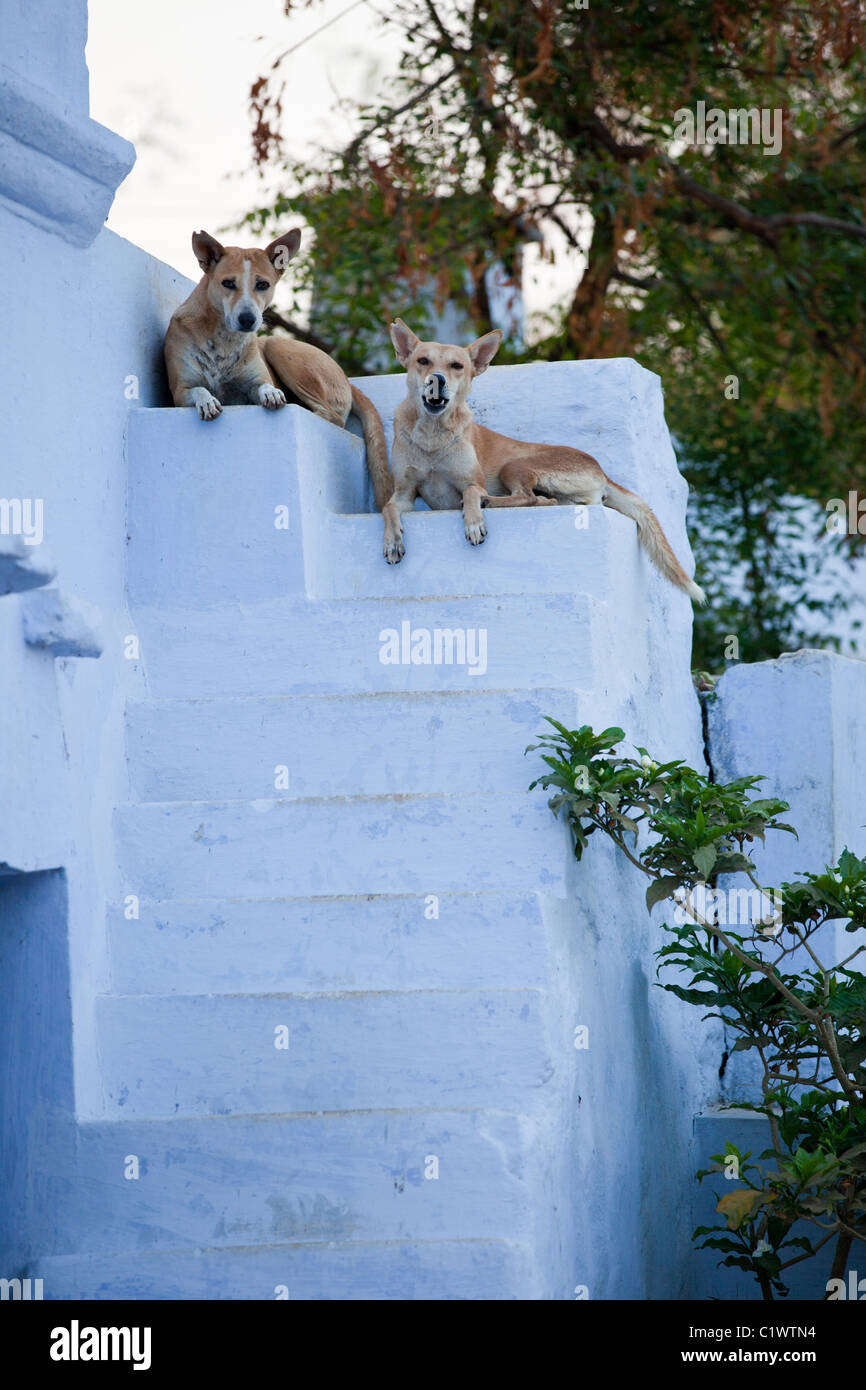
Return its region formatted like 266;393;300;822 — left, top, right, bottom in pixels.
87;0;402;279
86;0;569;322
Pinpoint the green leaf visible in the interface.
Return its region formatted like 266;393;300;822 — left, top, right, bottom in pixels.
646;876;682;912
693;843;717;879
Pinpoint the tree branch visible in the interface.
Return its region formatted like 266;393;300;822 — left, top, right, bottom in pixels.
765;211;866;240
612;268;661;289
342;67;456;163
671;165;866;244
262;307;333;354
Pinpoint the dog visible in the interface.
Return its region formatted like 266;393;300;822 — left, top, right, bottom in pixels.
164;230;392;509
382;318;706;603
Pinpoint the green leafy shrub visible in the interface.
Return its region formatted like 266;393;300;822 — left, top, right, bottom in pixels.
529;720;866;1299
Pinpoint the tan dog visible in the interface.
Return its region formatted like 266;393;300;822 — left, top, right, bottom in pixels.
383;319;705;603
164;230;392;509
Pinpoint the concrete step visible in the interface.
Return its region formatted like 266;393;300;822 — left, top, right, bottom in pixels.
126;401;653;605
129;593;601;697
95;987;557;1119
126;405;371;608
125;689;582;802
31;1236;534;1299
113;792;571;899
311;506;637;601
108;892;549;996
36;1109;534;1257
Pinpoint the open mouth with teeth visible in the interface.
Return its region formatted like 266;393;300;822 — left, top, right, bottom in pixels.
422;394;448;414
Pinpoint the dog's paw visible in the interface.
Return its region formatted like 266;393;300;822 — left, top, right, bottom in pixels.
384;534;405;564
259;384;286;410
465;519;487;546
191;388;222;421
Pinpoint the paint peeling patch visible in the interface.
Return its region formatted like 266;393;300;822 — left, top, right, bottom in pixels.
266;1193;355;1239
505;699;541;724
364;821;391;840
192;824;228;846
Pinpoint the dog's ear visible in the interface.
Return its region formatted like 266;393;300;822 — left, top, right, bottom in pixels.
192;230;225;272
467;329;502;376
390;319;420;365
265;229;302;273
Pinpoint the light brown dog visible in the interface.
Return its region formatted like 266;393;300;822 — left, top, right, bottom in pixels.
164;230;392;509
383;319;705;603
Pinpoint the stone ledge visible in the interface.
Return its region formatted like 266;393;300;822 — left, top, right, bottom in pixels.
0;62;134;246
21;584;104;658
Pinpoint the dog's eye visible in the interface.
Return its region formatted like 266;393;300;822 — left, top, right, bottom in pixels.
221;279;237;290
255;279;270;291
449;362;463;370
416;356;430;366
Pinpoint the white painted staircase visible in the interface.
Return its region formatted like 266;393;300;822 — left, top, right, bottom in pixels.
30;360;707;1300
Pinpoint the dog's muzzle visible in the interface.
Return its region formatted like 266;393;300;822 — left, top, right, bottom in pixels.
422;372;449;414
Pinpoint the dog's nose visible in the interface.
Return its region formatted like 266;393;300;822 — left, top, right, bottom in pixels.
237;310;257;331
428;372;447;395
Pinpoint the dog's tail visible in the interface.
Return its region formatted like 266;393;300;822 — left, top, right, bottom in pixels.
350;385;392;512
602;481;706;605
